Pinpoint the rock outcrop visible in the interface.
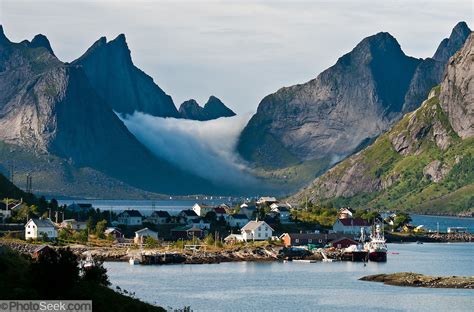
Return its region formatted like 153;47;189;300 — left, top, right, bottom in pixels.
360;272;474;289
440;33;474;139
238;23;470;171
291;33;473;214
0;26;220;196
178;96;236;121
72;35;179;118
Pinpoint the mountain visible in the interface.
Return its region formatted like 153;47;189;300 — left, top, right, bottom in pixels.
72;35;180;118
237;23;471;175
178;96;236;121
0;26;220;197
402;22;471;113
291;33;474;214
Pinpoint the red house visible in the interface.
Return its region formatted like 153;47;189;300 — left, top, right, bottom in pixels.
328;237;358;249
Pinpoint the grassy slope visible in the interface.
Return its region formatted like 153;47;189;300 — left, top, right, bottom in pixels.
311;88;474;214
0;141;164;199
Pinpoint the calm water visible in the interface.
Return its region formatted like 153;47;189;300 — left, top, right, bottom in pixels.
411;215;474;233
105;243;474;312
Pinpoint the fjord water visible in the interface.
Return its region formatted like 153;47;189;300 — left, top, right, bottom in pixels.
105;243;474;312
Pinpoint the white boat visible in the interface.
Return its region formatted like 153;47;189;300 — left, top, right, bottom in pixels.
365;223;388;262
293;259;317;263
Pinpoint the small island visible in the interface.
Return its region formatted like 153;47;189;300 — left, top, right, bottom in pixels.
360;272;474;289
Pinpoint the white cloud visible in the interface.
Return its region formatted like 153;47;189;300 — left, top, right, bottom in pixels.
119;112;261;189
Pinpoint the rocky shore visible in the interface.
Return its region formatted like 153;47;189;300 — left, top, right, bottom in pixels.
0;240;328;264
386;232;473;243
360;272;474;289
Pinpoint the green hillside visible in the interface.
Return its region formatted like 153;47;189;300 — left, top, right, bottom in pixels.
293;87;474;215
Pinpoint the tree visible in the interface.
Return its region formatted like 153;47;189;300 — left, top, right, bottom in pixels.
393;213;412;230
81;260;110;286
94;220;107;239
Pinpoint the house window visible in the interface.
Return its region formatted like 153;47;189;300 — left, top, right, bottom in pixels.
295;239;299;243
337;244;341;248
319;239;323;243
258;233;261;238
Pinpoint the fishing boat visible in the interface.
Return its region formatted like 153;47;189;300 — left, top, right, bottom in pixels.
365;223;387;262
344;228;369;262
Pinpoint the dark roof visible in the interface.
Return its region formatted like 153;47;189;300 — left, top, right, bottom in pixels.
181;209;198;217
276;206;290;212
231;214;249;220
119;210;142;217
27;218;55;228
329;237;357;244
213;207;227;214
151;211;170;218
338;218;369;226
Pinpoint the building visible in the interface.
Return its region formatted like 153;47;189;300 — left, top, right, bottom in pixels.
213;207;228;221
241;205;257;219
171;225;203;240
270;203;291;222
228;214;250;228
240;220;274;241
332;218;370;235
25;218;57;240
256;197;278;206
60;219;87;231
281;233;342;247
104;227;123;239
192;218;211;230
146;211;171;224
328;237;358;249
179;209;200;224
117;210;143;226
192;203;215;217
134;228;158;244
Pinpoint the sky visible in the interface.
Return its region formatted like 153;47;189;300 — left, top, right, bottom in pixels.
0;0;472;114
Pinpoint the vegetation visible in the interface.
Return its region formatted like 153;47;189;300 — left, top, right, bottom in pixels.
0;247;165;311
309;88;474;215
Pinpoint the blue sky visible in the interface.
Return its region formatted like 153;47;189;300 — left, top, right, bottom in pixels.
0;0;471;114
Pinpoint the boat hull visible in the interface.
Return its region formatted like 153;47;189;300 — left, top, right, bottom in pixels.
351;251;369;262
369;251;387;262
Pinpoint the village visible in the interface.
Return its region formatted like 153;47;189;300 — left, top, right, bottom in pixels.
0;196;472;265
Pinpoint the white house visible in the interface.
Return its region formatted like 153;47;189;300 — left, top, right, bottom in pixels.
337;208;354;219
240;220;274;241
60;219;87;231
146;211;171;224
117;210;143;226
228;214;250;228
134;228;158;244
25;218;58;240
332;218;371;235
256;197;278;206
192;203;215;217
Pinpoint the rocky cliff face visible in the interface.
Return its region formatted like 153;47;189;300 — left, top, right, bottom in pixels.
238;23;470;171
178;96;236;121
72;35;179;118
440;33;474;139
0;26;221;196
291;34;473;214
402;22;471;113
